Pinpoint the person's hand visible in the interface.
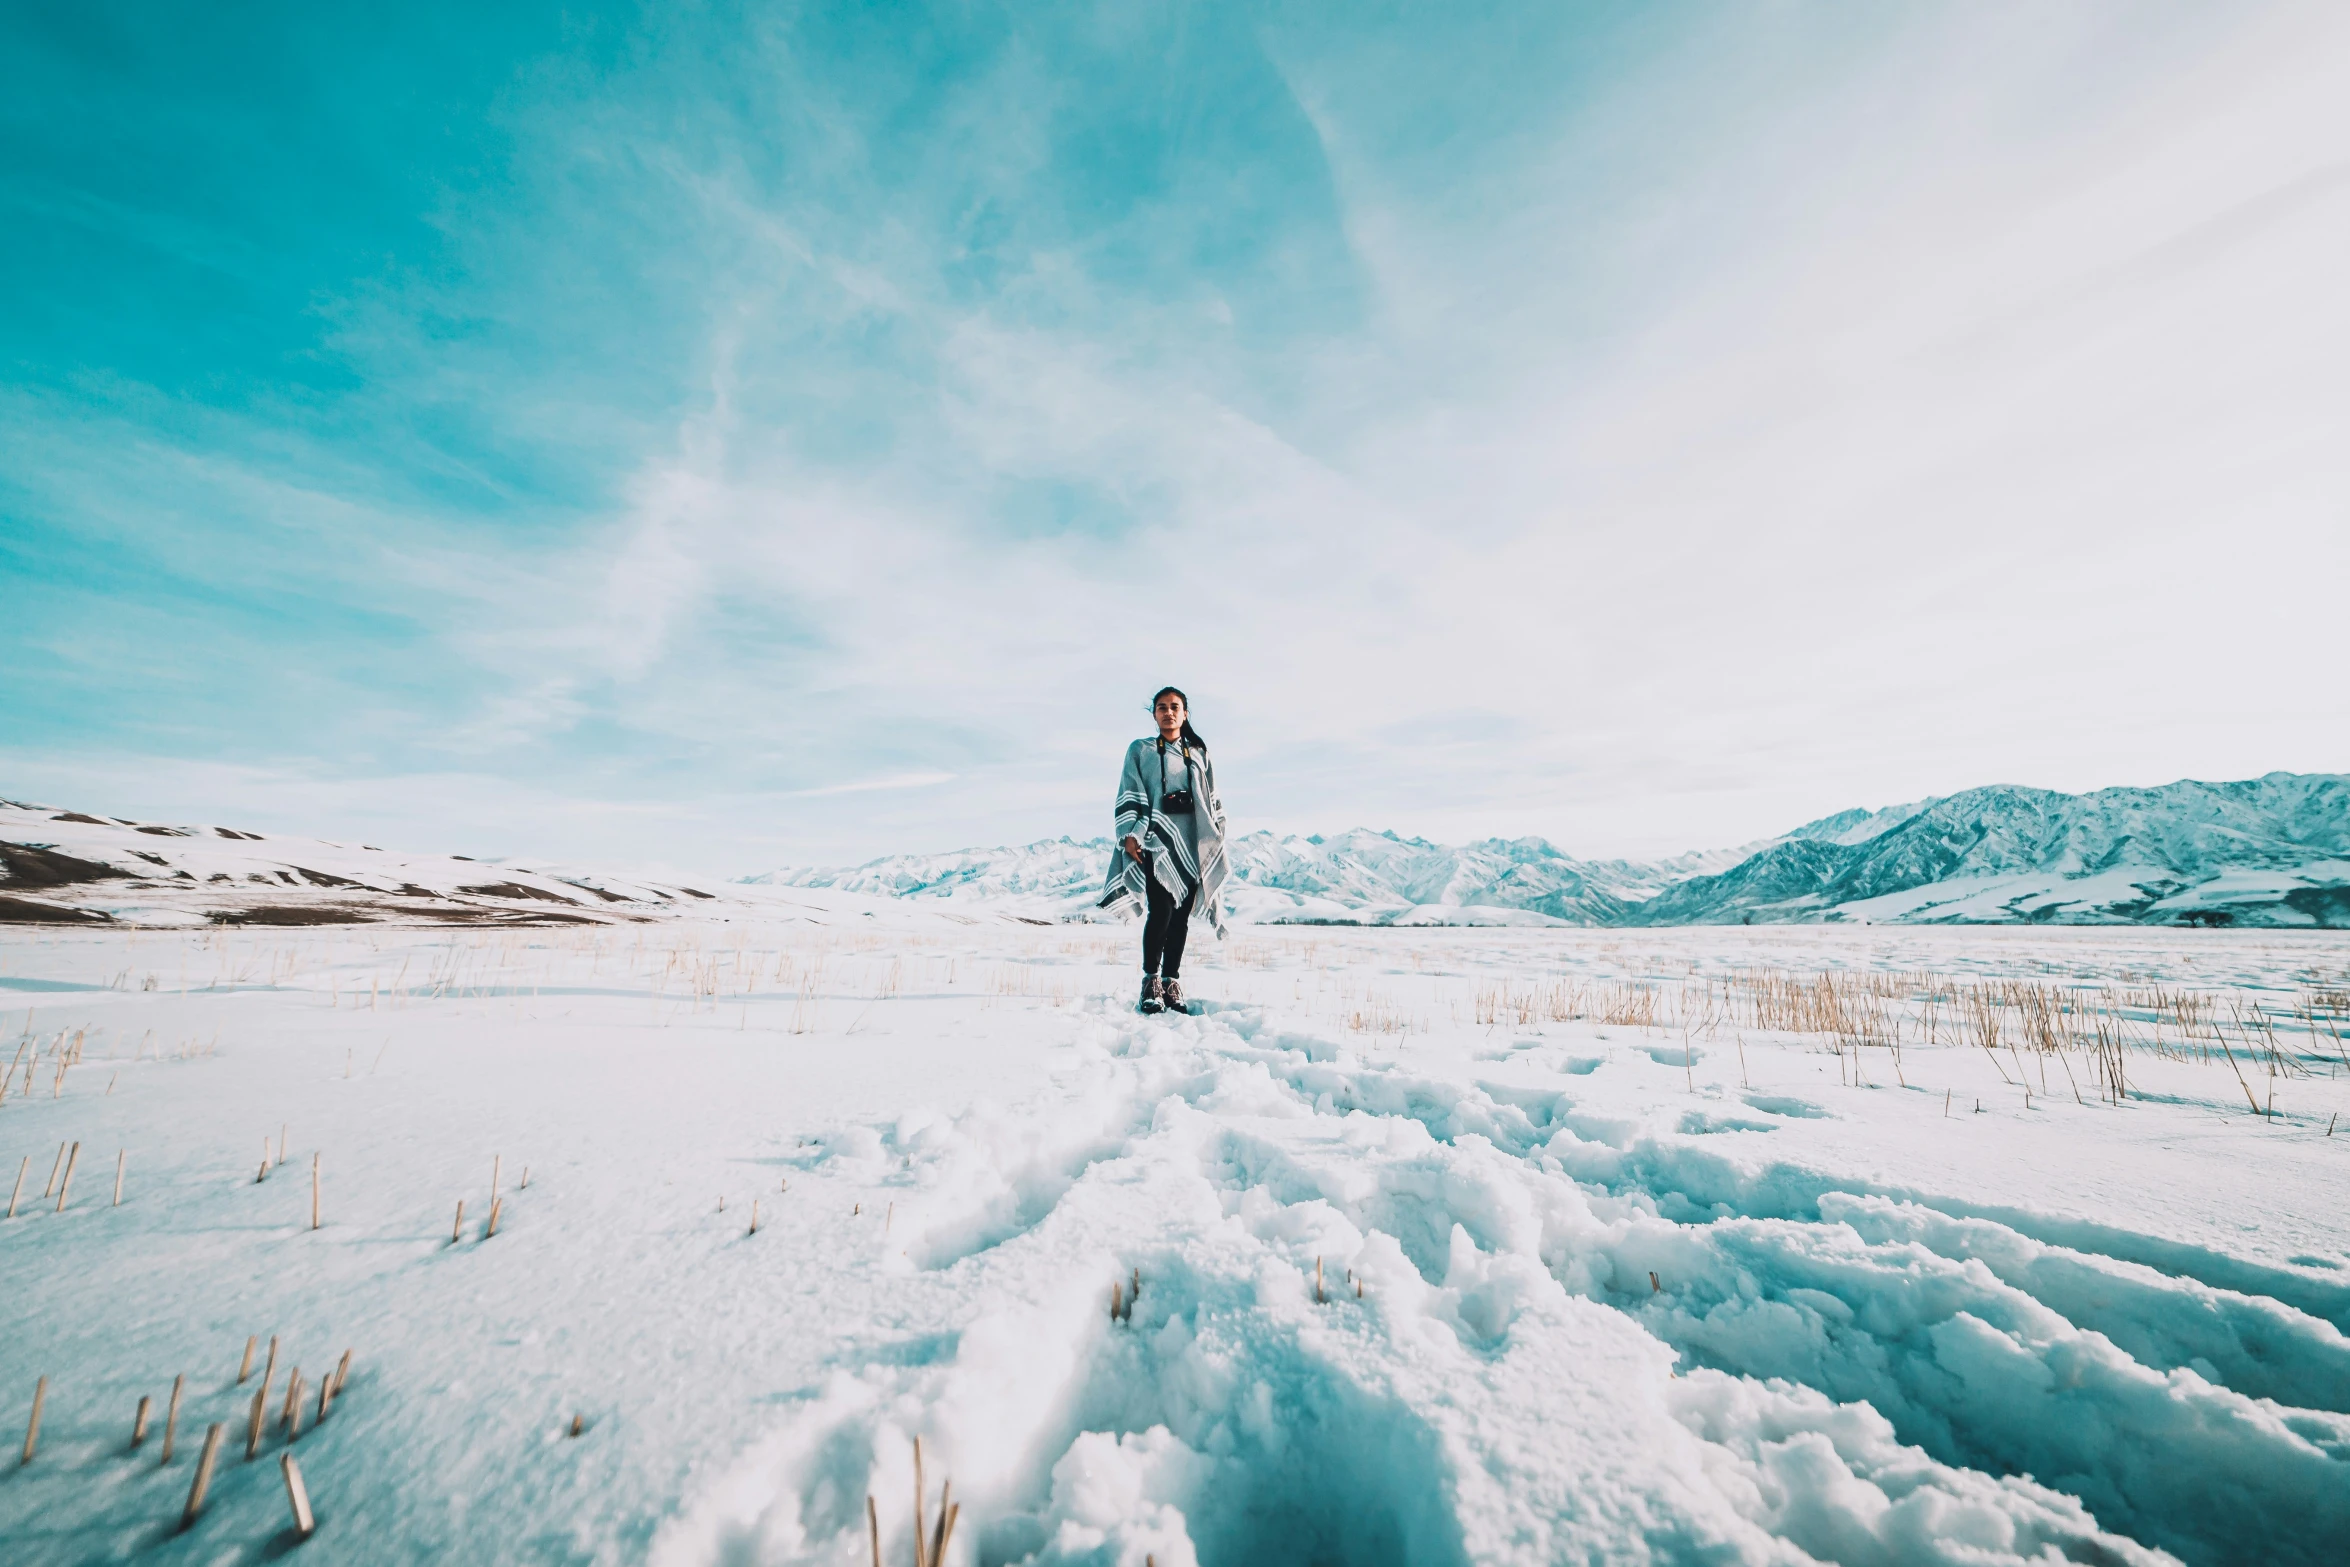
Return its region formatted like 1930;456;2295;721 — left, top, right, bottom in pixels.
1123;835;1142;862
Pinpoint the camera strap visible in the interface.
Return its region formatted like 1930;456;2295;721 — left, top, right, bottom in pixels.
1156;737;1197;802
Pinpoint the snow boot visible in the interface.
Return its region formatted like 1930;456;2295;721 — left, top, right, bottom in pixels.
1162;978;1190;1016
1138;975;1165;1015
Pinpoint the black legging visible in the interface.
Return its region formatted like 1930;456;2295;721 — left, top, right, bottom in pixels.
1141;855;1197;978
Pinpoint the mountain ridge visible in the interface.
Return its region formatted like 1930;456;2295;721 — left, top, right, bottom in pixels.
757;771;2350;928
9;772;2343;929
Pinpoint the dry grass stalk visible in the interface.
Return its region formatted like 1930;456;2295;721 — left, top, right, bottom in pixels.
311;1152;321;1230
7;1156;24;1218
112;1150;125;1205
333;1349;353;1396
21;1376;43;1464
245;1389;265;1460
1649;1271;1662;1293
162;1373;185;1464
317;1376;331;1425
54;1141;81;1212
282;1368;303;1437
181;1424;224;1529
281;1451;317;1536
2214;1028;2263;1116
42;1141;65;1199
452;1199;465;1243
239;1336;257;1384
135;1393;153;1446
931;1482;957;1567
568;1413;584;1438
485;1197;503;1239
853;1434;961;1567
261;1336;279;1407
1315;1256;1325;1305
748;1199;760;1236
914;1438;928;1567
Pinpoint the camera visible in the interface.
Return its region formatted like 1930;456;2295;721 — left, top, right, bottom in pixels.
1160;789;1196;813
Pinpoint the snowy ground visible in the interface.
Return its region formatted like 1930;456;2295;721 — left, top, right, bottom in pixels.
3;920;2347;1566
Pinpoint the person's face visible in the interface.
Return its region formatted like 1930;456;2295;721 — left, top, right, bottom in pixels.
1154;694;1186;737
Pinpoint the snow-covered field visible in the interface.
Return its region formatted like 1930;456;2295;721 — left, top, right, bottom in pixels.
4;918;2347;1566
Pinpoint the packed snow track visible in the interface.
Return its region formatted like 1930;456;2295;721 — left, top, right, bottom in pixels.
655;1002;2348;1567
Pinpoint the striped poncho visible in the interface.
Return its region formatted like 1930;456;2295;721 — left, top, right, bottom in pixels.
1098;736;1228;940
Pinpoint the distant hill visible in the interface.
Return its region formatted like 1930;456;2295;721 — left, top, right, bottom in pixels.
0;800;994;930
756;772;2350;928
0;798;768;927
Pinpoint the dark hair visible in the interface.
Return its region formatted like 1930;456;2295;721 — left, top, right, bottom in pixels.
1150;686;1206;753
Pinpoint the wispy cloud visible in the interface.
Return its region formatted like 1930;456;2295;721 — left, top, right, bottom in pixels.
781;772;957;800
4;2;2345;869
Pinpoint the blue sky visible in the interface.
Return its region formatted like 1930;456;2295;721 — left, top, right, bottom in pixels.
5;2;2347;874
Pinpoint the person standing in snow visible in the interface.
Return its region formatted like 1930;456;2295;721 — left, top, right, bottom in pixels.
1099;686;1228;1014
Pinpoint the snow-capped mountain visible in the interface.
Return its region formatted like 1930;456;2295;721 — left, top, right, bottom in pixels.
757;828;1714;926
1225;831;1628;925
757;773;2350;928
1629;772;2350;927
742;838;1106;906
